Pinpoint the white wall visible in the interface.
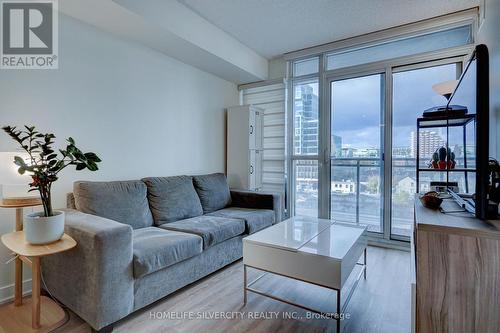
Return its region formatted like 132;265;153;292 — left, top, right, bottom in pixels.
0;14;238;302
268;57;287;80
478;0;500;158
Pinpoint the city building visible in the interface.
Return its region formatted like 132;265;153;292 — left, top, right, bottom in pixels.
332;135;343;157
396;176;417;194
332;180;356;194
294;84;319;156
410;130;445;158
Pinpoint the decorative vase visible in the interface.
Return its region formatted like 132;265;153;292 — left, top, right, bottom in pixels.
24;210;65;245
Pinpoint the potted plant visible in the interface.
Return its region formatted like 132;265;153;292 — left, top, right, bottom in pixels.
3;126;101;244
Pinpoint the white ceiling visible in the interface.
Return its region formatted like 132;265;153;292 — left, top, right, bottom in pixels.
179;0;479;59
61;0;268;84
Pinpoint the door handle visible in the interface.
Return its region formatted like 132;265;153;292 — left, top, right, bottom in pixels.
250;165;254;174
249;125;254;134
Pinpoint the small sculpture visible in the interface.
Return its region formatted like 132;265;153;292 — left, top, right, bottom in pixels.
429;147;456;169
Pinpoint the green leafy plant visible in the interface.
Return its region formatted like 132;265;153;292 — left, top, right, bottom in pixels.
2;125;101;217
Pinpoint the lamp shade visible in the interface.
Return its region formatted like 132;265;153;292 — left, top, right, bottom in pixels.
0;152;34;199
432;80;458;100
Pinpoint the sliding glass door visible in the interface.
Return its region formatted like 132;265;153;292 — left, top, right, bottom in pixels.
290;56;464;242
391;63;459;237
329;74;385;233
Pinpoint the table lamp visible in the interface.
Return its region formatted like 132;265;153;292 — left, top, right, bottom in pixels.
423;79;467;118
432;79;458;100
0;152;40;206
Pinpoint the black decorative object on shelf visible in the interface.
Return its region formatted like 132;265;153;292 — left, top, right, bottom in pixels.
489;158;500;204
422;105;468;118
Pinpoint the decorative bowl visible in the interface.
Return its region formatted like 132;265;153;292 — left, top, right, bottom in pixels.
420;191;443;209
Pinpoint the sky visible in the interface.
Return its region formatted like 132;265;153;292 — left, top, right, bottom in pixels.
329;63;470;149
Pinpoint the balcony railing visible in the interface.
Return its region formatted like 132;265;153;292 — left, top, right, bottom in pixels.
329;157;384;233
295;156;472;237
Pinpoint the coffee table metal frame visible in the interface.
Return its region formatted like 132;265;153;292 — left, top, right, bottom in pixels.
243;247;366;333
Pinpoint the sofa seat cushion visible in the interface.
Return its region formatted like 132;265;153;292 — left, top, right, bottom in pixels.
74;180;154;229
159;215;245;249
207;208;275;234
142;176;203;225
192;173;232;214
133;227;202;278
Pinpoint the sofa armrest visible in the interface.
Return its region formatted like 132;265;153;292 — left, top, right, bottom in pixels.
230;189;283;223
41;209;134;330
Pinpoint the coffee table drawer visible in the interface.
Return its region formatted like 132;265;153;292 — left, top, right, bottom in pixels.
244;240;364;290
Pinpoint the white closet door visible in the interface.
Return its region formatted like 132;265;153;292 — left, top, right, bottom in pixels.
249;150;256;190
255;149;263;190
242;82;286;194
248;109;256;150
254;109;263;150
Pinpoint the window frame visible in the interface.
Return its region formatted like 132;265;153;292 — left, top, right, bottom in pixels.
286;13;477;247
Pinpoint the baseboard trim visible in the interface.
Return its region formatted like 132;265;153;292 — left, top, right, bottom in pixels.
0;279;32;305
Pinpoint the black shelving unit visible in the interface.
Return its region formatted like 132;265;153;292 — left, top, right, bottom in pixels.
416;113;476;193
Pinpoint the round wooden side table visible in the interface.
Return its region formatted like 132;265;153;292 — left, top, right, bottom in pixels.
0;199;76;333
1;198;42;306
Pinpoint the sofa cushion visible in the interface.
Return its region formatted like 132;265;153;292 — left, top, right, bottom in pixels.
207;207;275;234
159;215;245;249
192;173;232;214
74;180;153;229
133;227;202;278
142;176;203;225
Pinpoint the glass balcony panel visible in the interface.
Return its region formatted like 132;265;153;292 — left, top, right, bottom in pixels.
294;160;318;217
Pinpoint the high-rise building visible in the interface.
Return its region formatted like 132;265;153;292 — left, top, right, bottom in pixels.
294;85;319;188
294;84;319;156
410;130;445;158
331;135;342;157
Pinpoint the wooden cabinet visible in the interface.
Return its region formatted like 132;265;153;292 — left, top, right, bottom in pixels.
227;105;263;190
412;197;500;333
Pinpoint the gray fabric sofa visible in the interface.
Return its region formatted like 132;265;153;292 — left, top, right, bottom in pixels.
41;173;282;332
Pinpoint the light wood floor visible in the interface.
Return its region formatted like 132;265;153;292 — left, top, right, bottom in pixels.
54;246;411;333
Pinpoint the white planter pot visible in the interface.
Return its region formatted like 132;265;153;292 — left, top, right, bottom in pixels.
24;210;65;245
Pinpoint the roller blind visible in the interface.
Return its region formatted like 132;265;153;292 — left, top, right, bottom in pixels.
241;82;286;194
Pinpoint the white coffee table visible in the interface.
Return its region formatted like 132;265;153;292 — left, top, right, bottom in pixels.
243;216;367;332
